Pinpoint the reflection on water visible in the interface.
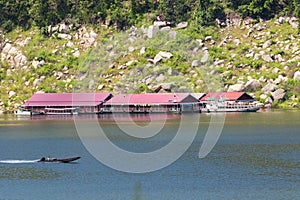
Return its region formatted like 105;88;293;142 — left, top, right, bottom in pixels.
214;144;300;175
0;166;61;179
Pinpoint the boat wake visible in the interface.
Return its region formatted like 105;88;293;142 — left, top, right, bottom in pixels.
0;159;39;164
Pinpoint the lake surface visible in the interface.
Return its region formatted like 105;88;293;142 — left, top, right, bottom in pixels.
0;111;299;200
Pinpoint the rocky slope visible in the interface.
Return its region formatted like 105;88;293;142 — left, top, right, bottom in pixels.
1;17;300;113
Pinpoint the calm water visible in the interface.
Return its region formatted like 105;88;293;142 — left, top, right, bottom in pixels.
0;111;299;200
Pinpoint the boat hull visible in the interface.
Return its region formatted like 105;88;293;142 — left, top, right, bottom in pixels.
38;156;81;163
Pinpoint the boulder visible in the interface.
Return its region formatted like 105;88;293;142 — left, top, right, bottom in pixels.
263;40;272;49
191;60;199;67
8;91;16;98
32;60;45;68
2;43;12;54
262;83;276;94
227;84;245;92
153;54;162;64
161;83;173;91
278;16;285;24
128;46;135;52
293;71;300;81
291;22;298;29
169;30;177;39
261;54;273;62
72;49;80;57
245;79;261;91
159;51;173;59
98;84;105;90
33;78;42;87
106;45;114;51
89;80;95;90
90;30;98;39
14;54;27;66
176;22;188;29
57;33;72;40
140;47;146;55
154;21;167;28
271;89;286;101
260;94;268;100
153;51;173;64
272;67;280;74
161;26;171;31
147;25;159;38
200;53;209;63
59;23;70;33
155;74;165;82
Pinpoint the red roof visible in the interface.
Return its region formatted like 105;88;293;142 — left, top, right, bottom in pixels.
105;93;198;105
23;92;112;107
200;92;254;101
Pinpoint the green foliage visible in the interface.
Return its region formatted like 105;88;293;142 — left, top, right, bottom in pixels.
1;0;299;33
0;69;6;80
209;46;227;60
248;59;264;70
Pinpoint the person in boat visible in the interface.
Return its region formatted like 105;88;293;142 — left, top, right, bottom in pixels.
39;157;46;162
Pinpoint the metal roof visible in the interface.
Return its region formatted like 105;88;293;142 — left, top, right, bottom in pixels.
105;93;199;105
200;92;254;101
23;92;112;107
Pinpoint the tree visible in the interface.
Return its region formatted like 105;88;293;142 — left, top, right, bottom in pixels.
294;0;300;33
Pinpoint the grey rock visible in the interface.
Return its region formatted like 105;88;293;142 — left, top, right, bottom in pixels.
33;78;42;87
271;89;286;101
153;54;163;64
167;68;176;76
140;47;146;55
161;83;173;91
8;46;18;55
128;46;135;52
154;21;167;28
14;54;27;66
261;54;273;62
72;49;80;57
262;83;276;94
147;25;159;38
66;41;74;48
176;22;188;29
57;33;72;40
227;84;245;92
89;80;95;90
159;51;173;59
293;71;300;81
278;16;285;24
59;23;70;34
191;60;199;67
161;26;171;31
2;42;12;54
291;22;298;29
90;30;98;38
205;36;213;41
272;67;280;74
8;91;16;98
106;45;114;51
265;97;273;104
263;40;272;49
260;94;268;100
245;79;261;91
200;53;209;63
169;30;177;39
155;74;165;82
126;60;137;66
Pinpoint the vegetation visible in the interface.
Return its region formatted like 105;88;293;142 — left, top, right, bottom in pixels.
1;0;300;33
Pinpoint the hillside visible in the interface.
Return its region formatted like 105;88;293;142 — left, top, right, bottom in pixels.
1;16;300;113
